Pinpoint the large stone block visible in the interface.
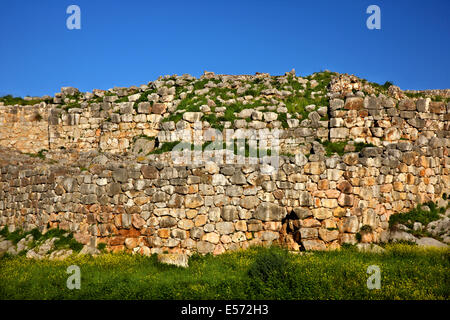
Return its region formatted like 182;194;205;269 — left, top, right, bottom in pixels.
157;253;189;268
299;191;313;206
343;216;359;233
254;202;286;221
416;98;430;112
293;207;312;219
365;96;381;109
304;162;326;175
318;228;339;242
344;97;364;110
113;168;128;183
330;128;349;139
221;205;239;221
398;99;416;111
330;98;344;111
183;112;203;123
197;241;215;254
141;165;158;179
302;239;326;251
312;208;332;220
299;227;318;239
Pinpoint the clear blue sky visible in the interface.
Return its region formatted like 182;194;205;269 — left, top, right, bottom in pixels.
0;0;449;97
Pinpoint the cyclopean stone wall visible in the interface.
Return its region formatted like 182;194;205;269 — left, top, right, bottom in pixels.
0;87;448;157
0;137;448;254
0;103;49;153
0;71;449;253
329;96;449;146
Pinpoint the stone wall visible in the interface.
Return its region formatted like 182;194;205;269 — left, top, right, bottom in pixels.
330;96;449;145
0;72;449;253
0;139;448;254
1;101;326;155
1;95;448;156
0;104;49;153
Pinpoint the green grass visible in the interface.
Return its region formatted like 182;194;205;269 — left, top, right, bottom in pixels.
430;95;450;103
160;71;334;129
0;95;50;106
404;92;424;99
193;79;209;91
321;140;348;156
133;90;157;110
277;113;289;128
97;243;107;252
115;96;129;103
0;245;448;300
363;80;394;94
149;140;273;158
132;134;155;143
63;102;81;111
317;141;377;157
0;226;83;253
148;141;187;155
388;201;446;229
24;149;48;160
201;113;224;131
354;142;376;152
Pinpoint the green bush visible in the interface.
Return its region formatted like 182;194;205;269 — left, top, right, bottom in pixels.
25;149;47;160
0;226;83;252
389;201;442;229
321;140;348;156
0;95;49;106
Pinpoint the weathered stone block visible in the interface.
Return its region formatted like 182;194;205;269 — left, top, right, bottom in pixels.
318;228;339;242
240;196;260;209
302;239;326;251
398;99;416;111
185;194;204;208
216;222;235;235
343;216;359;233
312;208;332;220
299;227;318;239
344;97;364;110
330;128;349;139
254;202;286;221
221;205;239;221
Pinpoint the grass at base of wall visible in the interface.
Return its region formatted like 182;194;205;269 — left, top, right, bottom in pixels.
0;244;448;300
